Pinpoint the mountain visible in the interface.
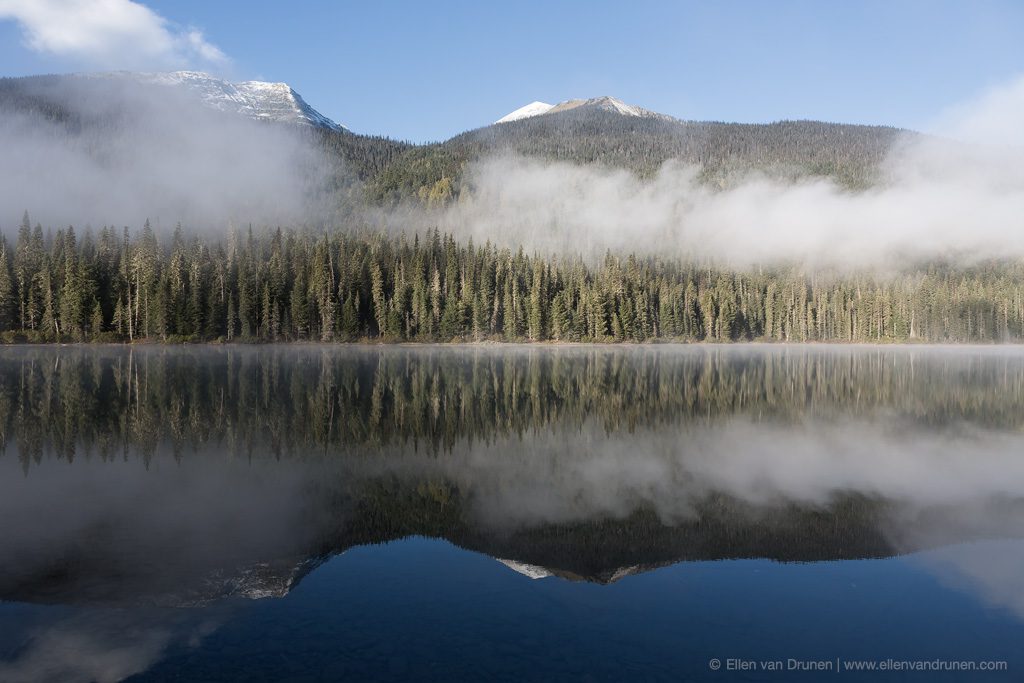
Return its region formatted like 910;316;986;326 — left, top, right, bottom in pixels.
367;100;907;202
0;70;344;132
91;70;345;131
2;485;1002;607
496;95;676;124
495;557;650;584
495;100;554;123
0;70;413;205
0;70;910;208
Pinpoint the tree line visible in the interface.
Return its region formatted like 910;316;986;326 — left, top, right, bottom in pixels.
2;212;1024;344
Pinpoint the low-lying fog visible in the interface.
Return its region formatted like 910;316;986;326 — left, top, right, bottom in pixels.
3;73;1024;268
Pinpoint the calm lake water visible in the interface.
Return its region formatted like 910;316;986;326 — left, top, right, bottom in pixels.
1;344;1023;682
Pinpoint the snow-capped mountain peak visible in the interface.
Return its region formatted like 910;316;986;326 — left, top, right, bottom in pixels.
495;101;554;124
495;95;675;125
496;558;553;579
88;70;346;131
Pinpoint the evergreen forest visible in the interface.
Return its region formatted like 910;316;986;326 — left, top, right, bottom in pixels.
2;212;1023;344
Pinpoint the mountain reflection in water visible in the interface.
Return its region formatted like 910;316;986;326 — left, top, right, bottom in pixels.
1;345;1023;682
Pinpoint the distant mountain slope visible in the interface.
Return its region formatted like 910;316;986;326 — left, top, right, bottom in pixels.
463;111;902;183
368;100;908;202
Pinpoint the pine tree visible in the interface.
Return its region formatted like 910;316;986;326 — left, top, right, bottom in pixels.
550;293;570;341
527;261;545;341
90;297;104;339
370;263;387;337
0;238;14;331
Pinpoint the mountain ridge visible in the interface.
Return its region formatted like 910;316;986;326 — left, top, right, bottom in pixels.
85;70;346;131
0;69;911;206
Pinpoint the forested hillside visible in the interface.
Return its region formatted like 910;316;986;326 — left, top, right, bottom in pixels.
367;111;906;203
2;214;1022;344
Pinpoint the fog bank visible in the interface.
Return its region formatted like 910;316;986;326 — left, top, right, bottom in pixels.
435;75;1024;266
0;76;336;231
4;72;1024;267
437;137;1024;266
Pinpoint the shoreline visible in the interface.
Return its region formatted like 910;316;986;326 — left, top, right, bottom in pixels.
4;340;1024;350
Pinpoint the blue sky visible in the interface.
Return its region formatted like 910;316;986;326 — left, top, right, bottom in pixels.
2;0;1023;142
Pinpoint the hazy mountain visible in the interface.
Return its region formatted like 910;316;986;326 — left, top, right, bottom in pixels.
94;70;345;130
0;71;910;211
0;70;343;130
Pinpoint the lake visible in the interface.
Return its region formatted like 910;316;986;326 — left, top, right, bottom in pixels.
0;344;1022;682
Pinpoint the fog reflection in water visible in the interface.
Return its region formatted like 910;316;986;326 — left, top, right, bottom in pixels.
0;345;1022;681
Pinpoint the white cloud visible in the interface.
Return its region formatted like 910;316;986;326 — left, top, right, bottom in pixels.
437;148;1024;267
933;74;1024;147
0;0;227;70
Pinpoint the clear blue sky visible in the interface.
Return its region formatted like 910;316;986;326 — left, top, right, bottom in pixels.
2;0;1023;142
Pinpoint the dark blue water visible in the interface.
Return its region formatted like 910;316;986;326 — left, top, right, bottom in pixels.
3;539;1021;682
0;345;1022;681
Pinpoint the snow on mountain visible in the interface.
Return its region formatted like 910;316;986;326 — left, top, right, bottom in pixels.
234;80;342;130
496;558;554;579
494;557;653;583
495;101;554;124
93;70;346;131
495;95;676;124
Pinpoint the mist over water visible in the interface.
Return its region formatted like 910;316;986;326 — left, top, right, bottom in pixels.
0;609;221;683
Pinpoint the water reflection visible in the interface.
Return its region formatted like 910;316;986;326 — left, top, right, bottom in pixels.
1;345;1023;680
5;344;1024;467
0;610;222;683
